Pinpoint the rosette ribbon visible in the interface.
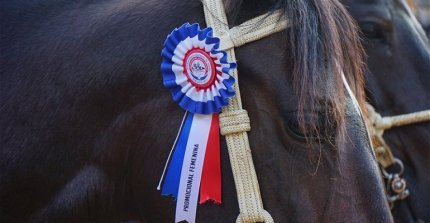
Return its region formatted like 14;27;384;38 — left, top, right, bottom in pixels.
158;23;236;223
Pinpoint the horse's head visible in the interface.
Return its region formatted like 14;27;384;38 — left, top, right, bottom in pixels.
0;0;393;222
342;0;430;221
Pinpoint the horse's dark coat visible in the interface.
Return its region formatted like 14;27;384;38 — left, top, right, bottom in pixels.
342;0;430;222
1;0;393;222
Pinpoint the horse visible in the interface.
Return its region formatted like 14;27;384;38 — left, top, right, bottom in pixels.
341;0;430;222
0;0;393;222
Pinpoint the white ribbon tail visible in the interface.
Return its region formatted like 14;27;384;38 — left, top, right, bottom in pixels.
175;114;212;223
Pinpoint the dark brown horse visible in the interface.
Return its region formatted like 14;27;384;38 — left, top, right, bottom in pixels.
1;0;393;222
342;0;430;222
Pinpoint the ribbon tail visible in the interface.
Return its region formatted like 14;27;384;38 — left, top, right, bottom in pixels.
161;112;194;197
199;113;221;204
175;114;212;223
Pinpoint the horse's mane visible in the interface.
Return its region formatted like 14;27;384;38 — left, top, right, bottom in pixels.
224;0;366;141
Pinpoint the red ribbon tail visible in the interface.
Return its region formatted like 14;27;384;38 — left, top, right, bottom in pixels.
199;113;221;204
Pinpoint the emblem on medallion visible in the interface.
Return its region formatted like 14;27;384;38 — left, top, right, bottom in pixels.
184;50;215;88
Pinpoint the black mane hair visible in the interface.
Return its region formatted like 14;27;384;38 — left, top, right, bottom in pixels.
224;0;366;140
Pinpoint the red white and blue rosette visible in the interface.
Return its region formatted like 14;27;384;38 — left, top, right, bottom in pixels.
158;23;236;223
161;23;236;114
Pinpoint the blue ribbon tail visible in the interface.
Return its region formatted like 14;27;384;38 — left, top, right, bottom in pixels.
161;112;194;197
